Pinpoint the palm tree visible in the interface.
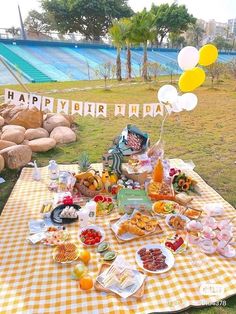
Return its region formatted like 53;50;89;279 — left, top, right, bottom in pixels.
119;18;133;79
109;20;124;81
186;24;205;48
130;10;156;80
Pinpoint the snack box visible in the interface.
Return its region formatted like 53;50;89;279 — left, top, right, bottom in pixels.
117;189;153;214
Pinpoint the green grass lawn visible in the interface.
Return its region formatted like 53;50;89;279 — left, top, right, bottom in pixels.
0;77;236;313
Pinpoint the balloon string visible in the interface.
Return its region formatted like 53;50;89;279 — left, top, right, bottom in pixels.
159;110;169;142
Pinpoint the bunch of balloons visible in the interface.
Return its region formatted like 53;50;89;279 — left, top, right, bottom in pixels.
157;44;218;112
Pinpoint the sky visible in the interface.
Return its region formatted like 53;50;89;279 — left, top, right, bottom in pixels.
0;0;236;29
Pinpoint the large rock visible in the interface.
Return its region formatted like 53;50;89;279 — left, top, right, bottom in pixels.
0;145;32;169
28;138;56;152
0;116;4;127
50;126;76;144
2;125;26;133
9;108;43;129
0;105;43;129
44;113;74;124
25;128;49;140
43;114;70;133
1;129;24;144
0;154;4;171
0;105;26;121
0;140;16;150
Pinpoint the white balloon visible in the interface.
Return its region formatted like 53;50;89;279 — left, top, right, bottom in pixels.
179;93;198;111
177;46;199;71
157;85;178;104
171;96;183;112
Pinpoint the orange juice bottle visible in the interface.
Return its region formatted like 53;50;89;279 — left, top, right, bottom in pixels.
153;158;163;183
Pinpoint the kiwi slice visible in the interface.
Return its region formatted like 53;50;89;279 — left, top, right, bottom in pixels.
103;251;117;261
97;242;109;253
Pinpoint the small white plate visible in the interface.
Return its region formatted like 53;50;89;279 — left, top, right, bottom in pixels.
135;244;175;274
78;225;105;246
165;214;190;230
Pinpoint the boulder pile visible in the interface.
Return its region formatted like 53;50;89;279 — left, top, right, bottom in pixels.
0;105;77;171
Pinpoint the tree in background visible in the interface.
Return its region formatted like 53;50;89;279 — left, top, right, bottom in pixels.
95;62;116;89
6;27;21;37
146;62;165;81
109;20;124;81
168;32;186;48
227;58;236;81
151;3;196;47
24;10;55;37
119;18;134;80
165;61;180;84
41;0;133;40
130;9;156;81
205;62;226;88
185;23;205;47
213;36;233;52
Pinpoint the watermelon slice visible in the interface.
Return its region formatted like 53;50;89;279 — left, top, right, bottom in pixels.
93;195;104;203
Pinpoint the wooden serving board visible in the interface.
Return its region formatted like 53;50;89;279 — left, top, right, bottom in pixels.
110;216;163;244
94;263;145;298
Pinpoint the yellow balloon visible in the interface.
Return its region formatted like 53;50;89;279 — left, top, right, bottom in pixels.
178;67;206;92
199;44;218;66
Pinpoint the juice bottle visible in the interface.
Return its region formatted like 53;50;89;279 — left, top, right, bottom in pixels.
153;158;163;183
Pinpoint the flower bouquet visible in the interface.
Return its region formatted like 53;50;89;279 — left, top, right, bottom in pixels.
170;168;200;195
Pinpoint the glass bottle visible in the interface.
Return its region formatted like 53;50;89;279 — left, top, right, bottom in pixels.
152;158;164;183
48;160;59;180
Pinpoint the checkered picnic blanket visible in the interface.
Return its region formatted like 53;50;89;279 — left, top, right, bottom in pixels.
0;159;235;314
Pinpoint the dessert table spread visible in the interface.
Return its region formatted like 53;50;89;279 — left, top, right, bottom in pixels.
0;159;235;314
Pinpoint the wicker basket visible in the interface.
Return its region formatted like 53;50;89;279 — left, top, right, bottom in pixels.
75;183;102;198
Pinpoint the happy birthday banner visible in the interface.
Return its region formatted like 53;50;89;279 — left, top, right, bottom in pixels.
4;89;169;118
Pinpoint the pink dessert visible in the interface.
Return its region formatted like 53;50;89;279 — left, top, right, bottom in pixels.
202;216;217;229
217;220;233;232
217;229;232;242
202;226;216;240
198;238;216;254
217;241;236;258
187;220;203;232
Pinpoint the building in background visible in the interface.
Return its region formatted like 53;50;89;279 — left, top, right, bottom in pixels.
205;19;228;38
228;18;236;36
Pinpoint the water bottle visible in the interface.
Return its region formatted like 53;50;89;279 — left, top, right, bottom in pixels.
48;160;59;180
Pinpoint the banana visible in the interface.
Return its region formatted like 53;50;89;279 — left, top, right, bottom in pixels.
94;175;104;191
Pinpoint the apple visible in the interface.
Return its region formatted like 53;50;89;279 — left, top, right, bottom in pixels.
72;263;88;280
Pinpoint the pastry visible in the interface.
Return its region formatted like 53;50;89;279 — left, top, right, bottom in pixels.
137;221;146;229
118;222;145;236
141;215;150;223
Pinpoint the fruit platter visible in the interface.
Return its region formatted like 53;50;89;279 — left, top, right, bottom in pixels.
152;200;185;217
135;244;175;274
93;195;115;216
110;210;163;243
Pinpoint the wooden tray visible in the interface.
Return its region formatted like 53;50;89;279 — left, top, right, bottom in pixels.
94;263;145;298
110;215;163;243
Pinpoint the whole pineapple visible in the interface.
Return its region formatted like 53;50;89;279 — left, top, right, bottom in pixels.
78;152;91;172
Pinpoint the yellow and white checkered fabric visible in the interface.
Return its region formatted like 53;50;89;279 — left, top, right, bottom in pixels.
0;159;235;313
